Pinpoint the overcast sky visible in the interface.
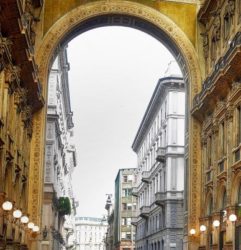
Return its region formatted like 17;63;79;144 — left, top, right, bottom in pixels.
67;26;180;218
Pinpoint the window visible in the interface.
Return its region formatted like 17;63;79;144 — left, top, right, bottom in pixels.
126;233;131;240
122;188;132;197
220;121;225;156
127;218;132;226
123;175;128;182
122;203;127;210
127;174;133;182
127;203;132;210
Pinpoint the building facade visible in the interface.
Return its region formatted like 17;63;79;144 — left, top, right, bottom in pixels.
191;0;241;249
132;74;185;250
40;47;77;250
75;217;107;250
114;169;137;250
1;0;241;249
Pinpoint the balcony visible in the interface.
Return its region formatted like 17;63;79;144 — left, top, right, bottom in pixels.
139;206;150;219
155;192;166;207
141;171;151;183
156;147;166;163
131;187;138;197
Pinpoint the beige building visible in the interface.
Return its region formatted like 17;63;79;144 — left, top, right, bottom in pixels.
0;0;241;249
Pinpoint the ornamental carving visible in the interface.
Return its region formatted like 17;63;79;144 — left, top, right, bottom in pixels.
201;31;209;58
14;88;28;113
22;105;33;138
5;65;21;93
225;0;235;17
0;37;12;71
213;12;221;41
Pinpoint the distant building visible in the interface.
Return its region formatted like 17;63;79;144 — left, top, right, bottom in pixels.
132;74;185;250
114;169;137;250
75;217;107;250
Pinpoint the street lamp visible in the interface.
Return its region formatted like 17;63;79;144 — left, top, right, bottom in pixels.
190;229;196;235
20;215;29;224
2;201;13;211
213;220;220;228
200;225;207;232
13;209;22;219
28;222;34;229
229;214;237;222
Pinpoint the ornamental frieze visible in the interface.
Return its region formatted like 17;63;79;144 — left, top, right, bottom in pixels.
4;65;21;94
14;88;28;113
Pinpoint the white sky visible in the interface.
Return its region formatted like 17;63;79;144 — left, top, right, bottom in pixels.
67;26;180;218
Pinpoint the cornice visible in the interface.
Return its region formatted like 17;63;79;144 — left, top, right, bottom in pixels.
132;76;184;152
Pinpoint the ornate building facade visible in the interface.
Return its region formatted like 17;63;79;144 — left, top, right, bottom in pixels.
0;0;241;249
132;74;185;250
191;0;241;249
75;217;107;250
40;47;77;250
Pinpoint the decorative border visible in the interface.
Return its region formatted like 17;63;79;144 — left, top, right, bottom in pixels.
33;0;202;242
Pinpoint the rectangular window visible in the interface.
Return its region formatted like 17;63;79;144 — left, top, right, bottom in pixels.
123;175;128;182
127;203;132;210
122;189;130;197
122;203;127;210
220;121;225;156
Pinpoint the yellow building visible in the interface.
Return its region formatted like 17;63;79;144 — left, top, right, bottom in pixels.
0;0;240;249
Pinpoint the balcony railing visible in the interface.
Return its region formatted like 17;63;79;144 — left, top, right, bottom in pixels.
131;187;138;197
139;206;150;219
154;192;166;206
156;147;166;163
141;171;151;183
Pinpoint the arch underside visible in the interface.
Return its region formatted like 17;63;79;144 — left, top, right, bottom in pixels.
32;2;202;248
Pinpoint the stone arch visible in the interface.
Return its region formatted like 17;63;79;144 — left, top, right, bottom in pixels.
30;1;202;246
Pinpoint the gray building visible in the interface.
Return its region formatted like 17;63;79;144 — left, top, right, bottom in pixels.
132;72;185;250
114;169;137;250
